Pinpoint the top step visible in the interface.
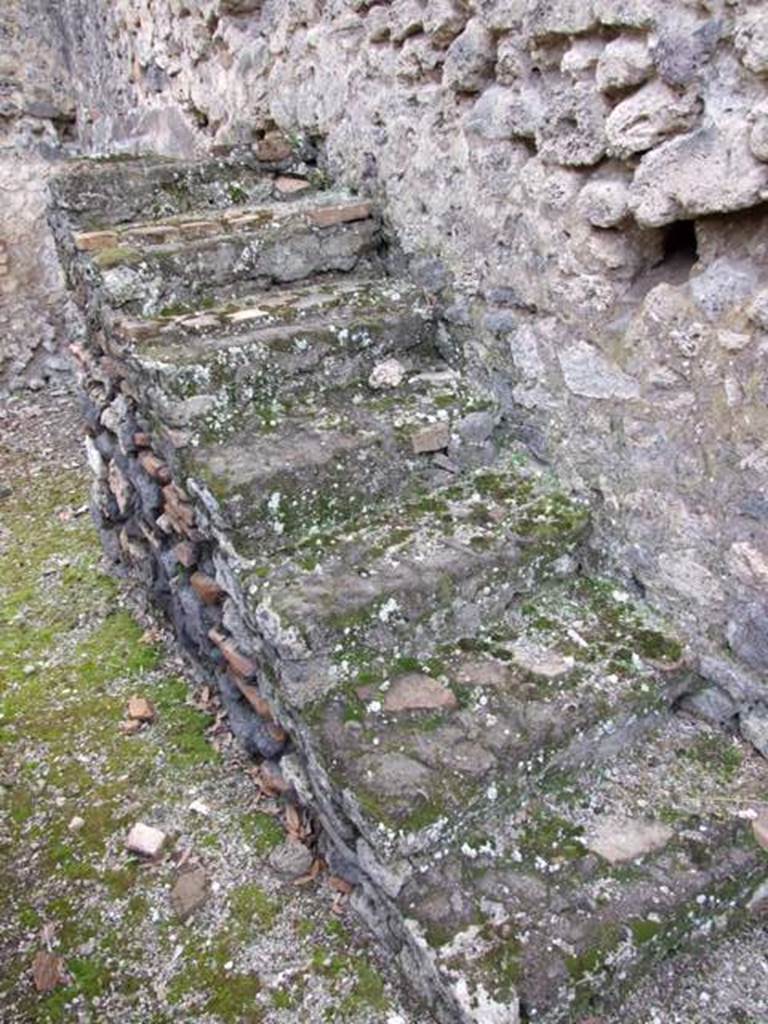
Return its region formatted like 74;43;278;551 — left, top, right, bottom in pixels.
50;150;313;231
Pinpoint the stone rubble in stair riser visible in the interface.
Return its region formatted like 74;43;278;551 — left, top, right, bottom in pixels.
50;155;768;1024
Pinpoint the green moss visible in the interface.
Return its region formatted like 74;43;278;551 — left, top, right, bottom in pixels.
240;811;285;854
93;246;143;270
229;883;280;932
519;810;586;865
631;918;662;945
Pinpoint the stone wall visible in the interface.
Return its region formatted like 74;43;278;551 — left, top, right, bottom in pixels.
13;1;768;684
0;0;78;390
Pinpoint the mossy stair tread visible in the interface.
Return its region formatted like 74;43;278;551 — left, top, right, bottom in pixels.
53;155;283;231
175;371;498;557
244;459;589;662
117;277;433;360
391;711;765;1019
310;574;684;834
85;189;374;260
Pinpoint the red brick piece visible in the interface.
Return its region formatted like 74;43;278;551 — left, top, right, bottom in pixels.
172;541;197;568
308;202;373;229
190;571;224;606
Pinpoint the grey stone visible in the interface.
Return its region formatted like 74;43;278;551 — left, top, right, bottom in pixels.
171;866;209;921
444;19;495;93
536;82;608;167
652;20;722;88
586;818;673;863
558;341;640;400
605;81;701;158
596;38;653;93
465;84;543;142
690;259;757;321
525;0;597;38
268;839;314;880
678;685;738;727
576;179;630;227
727;603;768;674
424;0;468;48
747;287;768;330
631;121;768;226
740;710;768;758
593;0;654;28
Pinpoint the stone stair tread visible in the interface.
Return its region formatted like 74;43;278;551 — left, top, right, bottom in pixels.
240;460;589;710
180;369;500;553
115;275;429;349
51;153;294;231
87;191;380;317
76;190;373;256
395;709;765;1021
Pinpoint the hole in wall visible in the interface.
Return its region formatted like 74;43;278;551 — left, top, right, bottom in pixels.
660;219;698;271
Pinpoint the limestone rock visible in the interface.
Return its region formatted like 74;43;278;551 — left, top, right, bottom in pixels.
536;82;608;166
268;838;314;880
606;81;701;157
383;673;458;712
368;358;405;390
735;10;768;76
525;0;597;38
411;422;451;453
586;818;673;863
126;822;167;858
444;19;495;93
558;341;640;400
631;121;768;227
577;179;630;227
171;866;209;921
747;288;768;331
596;38;653;93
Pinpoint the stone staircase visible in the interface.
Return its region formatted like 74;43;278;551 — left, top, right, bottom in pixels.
49;152;767;1024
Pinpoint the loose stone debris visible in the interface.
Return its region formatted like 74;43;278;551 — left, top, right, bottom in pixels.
125;821;167;858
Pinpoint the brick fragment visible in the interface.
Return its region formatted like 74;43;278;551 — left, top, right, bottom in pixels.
209;628;257;679
308;202;373;229
172;541;198;568
275;176;311;195
231;674;273;719
138;450;171;483
74;230;119;252
190;571;225;605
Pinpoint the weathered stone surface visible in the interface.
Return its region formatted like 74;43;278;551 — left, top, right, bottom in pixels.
171;866;209;921
558;341;640;400
576;179;629;227
596;38;653;93
525;0;597;38
536;82;608;166
631;121;768;226
443;19;495;93
382;674;458;713
126;822;167;858
586;818;674;864
735;10;768;76
606;81;701;157
410;422;451;453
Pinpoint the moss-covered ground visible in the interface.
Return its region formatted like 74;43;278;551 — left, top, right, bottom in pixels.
0;391;413;1024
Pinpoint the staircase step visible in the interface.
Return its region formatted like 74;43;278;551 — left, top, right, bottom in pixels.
179;370;502;555
50;152;307;230
81;193;380;316
53;151;768;1024
395;709;765;1022
110;277;437;440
